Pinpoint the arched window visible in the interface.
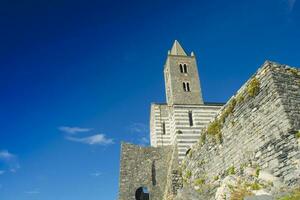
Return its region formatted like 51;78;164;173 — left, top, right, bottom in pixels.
183;64;188;73
135;187;149;200
179;64;184;73
183;82;190;92
186;82;190;92
183;82;186;91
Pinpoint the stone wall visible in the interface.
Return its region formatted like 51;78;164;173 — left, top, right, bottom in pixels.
162;144;183;200
182;61;300;192
164;54;203;105
150;103;223;160
118;143;173;200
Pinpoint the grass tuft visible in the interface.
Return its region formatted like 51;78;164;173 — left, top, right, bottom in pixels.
247;78;260;97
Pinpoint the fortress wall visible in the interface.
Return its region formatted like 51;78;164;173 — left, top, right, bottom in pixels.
118;143;173;200
182;62;300;186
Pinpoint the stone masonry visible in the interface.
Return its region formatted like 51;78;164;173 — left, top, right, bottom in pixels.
150;41;223;160
119;143;174;200
118;41;300;199
182;61;300;196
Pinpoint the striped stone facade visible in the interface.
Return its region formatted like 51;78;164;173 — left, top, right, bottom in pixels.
150;41;223;160
150;103;222;160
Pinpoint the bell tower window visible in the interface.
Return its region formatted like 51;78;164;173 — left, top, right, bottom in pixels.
183;64;188;73
186;82;190;91
179;64;188;73
179;64;184;73
183;82;190;92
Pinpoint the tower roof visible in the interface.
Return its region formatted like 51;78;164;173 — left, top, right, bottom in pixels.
170;40;187;56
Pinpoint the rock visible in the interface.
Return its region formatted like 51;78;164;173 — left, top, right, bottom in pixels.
244;167;256;176
174;186;202;200
252;189;271;196
244;195;274;200
215;176;238;200
258;170;278;182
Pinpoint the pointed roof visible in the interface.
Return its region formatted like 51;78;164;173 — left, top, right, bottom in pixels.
170;40;187;56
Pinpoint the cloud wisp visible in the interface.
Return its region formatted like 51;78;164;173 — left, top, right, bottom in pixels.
59;126;114;146
58;126;92;135
90;171;102;177
288;0;297;11
138;136;149;146
66;134;114;145
0;150;15;160
0;150;20;172
129;123;148;134
25;189;40;195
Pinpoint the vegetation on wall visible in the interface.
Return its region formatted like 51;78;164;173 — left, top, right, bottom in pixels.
295;130;300;139
194;178;205;186
199;77;261;144
277;188;300;200
229;183;253;200
287;68;300;77
247;77;260;97
226;166;236;175
185;170;192;179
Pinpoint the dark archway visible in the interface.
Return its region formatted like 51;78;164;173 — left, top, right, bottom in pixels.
135;187;149;200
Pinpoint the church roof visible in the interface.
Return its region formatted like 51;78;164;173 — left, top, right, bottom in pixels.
170;40;187;56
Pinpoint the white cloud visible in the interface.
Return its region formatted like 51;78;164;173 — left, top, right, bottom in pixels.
0;150;20;172
0;150;15;160
90;171;102;177
138;137;149;146
281;0;297;12
129;123;148;134
66;134;114;145
58;126;92;134
25;189;40;195
288;0;296;11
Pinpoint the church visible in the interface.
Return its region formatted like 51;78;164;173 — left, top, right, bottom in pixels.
118;41;224;200
119;41;300;200
150;40;223;160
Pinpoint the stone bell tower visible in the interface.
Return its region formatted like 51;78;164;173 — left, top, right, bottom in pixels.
164;40;204;105
150;40;223;159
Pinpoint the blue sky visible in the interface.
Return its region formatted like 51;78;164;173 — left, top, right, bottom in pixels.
0;0;299;199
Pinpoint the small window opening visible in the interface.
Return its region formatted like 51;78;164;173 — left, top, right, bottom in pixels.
183;64;188;73
183;82;190;92
179;64;184;73
183;82;186;91
186;82;190;92
152;161;156;186
162;122;166;135
188;111;193;126
135;187;149;200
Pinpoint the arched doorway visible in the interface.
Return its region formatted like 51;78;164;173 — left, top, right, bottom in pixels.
135;187;149;200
